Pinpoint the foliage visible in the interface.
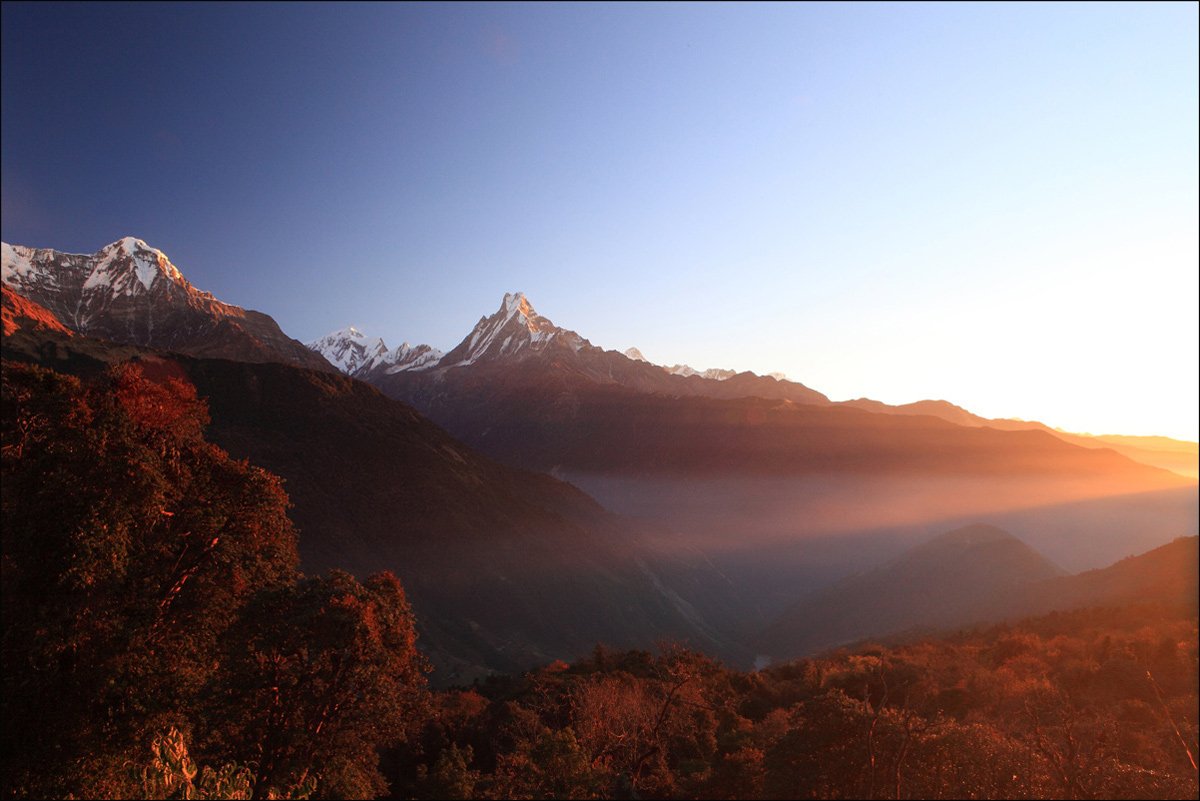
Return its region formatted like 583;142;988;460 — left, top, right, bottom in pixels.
2;359;1196;799
384;607;1198;800
133;727;315;800
207;570;429;799
1;362;427;799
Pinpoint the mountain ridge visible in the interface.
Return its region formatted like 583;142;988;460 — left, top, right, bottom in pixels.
306;325;443;377
310;292;1196;477
757;526;1198;661
2;237;334;373
1;315;744;682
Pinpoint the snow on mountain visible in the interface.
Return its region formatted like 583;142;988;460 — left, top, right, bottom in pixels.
5;237;188;303
83;237;185;294
365;291;832;409
665;364;737;381
1;243;35;284
307;326;387;374
376;342;444;374
2;237;333;371
625;346;776;383
623;347;649;362
3;237;212;333
307;326;443;377
432;293;790;385
665;364;699;378
441;292;587;367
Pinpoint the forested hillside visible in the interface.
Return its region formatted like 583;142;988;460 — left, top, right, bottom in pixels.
4;358;1196;800
387;604;1198;799
1;362;428;799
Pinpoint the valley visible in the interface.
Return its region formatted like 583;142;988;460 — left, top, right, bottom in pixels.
4;249;1196;681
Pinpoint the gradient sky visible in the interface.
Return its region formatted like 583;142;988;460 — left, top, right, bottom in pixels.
3;2;1197;440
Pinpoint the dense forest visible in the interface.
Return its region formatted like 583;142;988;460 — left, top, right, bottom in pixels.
402;606;1197;800
2;360;1196;800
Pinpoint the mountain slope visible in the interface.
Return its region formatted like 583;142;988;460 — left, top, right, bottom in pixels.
845;397;1198;478
351;292;1193;619
2;238;333;372
756;524;1065;659
1;322;738;682
1019;535;1199;614
759;529;1199;661
2;284;72;337
323;292;1193;480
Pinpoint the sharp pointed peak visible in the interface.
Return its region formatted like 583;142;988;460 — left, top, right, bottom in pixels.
500;291;539;320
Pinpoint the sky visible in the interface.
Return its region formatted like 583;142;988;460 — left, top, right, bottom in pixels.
2;2;1197;440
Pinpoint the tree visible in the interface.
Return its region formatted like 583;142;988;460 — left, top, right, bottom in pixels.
134;727;315;800
206;570;429;800
1;361;299;798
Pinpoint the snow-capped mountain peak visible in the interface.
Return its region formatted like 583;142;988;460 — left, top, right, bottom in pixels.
2;237;201;328
307;326;388;374
375;341;444;374
4;236;186;298
2;236;334;371
665;364;738;382
86;236;186;294
307;326;443;377
502;291;538;322
441;292;587;367
353;292;829;405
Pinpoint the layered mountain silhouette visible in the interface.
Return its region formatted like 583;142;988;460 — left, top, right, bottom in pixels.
844;397;1199;478
313;292;1195;479
1018;533;1199;614
323;294;1190;565
312;291;1193;619
758;527;1199;661
312;292;831;404
314;292;1185;486
757;524;1065;659
1;291;740;682
4;240;1197;681
2;238;332;372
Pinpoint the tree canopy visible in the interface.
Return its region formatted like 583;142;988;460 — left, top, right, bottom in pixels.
1;361;427;799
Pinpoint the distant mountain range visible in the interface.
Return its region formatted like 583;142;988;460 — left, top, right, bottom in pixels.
3;236;1197;677
306;325;443;376
301;285;1194;620
4;237;1192;478
309;291;832;406
309;290;1197;479
758;527;1198;661
309;291;1189;552
843;397;1199;478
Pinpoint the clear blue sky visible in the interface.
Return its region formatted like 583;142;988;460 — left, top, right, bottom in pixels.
3;2;1197;439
